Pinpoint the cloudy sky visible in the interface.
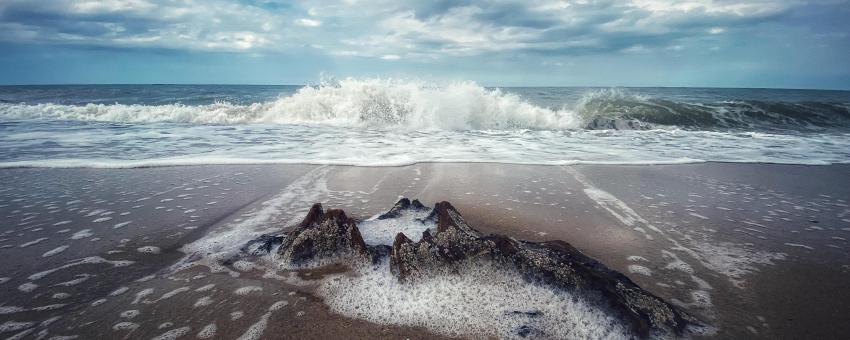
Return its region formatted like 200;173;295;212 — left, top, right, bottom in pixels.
1;0;848;88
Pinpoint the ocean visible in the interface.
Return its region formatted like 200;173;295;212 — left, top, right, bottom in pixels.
2;80;850;339
2;79;849;168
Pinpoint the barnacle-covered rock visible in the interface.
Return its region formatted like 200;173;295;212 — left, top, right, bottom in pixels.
268;199;698;337
377;198;429;219
276;203;371;266
247;204;387;264
390;200;696;337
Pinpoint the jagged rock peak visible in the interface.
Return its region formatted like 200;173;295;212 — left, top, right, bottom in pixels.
276;203;370;266
377;197;429;220
386;199;697;337
266;198;699;337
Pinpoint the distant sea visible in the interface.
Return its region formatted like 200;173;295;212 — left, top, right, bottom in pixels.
1;79;849;168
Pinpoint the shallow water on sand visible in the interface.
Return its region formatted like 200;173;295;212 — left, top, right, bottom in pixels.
1;163;849;339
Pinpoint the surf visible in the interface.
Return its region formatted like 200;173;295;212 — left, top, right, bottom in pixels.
2;79;850;132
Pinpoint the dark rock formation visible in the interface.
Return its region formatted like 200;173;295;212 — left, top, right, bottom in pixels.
516;325;545;338
276;203;369;265
390;201;695;337
270;199;698;337
241;234;284;256
276;203;388;265
377;198;429;219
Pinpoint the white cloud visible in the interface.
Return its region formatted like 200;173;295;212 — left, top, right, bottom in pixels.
70;0;156;14
628;0;798;16
340;6;544;59
0;0;291;52
295;18;322;27
0;0;824;59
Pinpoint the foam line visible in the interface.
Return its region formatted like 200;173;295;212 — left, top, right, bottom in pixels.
317;261;630;339
173;166;331;274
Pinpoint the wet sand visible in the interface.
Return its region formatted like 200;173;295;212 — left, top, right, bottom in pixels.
1;163;849;339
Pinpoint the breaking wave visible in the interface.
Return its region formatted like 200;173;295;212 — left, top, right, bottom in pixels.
576;90;850;131
1;78;849;131
0;79;580;130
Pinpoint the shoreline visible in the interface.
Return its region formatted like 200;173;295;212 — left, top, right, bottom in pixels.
1;158;849;170
1;162;848;339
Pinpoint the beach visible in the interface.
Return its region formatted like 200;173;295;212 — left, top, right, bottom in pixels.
2;162;848;339
4;0;850;337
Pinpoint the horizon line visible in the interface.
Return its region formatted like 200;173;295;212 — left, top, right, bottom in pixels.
1;83;848;92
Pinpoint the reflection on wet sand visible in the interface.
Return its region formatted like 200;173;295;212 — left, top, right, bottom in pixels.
1;163;848;339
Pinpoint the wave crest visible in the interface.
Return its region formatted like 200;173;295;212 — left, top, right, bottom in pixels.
2;79;849;131
0;79;581;130
575;89;850;130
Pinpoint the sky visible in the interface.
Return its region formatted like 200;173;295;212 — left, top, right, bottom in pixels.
0;0;849;89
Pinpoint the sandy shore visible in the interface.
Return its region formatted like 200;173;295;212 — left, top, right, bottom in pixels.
1;163;848;339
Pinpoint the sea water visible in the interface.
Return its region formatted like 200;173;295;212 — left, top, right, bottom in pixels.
1;78;849;167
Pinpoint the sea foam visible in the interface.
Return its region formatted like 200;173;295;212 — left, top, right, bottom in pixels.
2;79;848;167
317;260;630;339
0;79;580;130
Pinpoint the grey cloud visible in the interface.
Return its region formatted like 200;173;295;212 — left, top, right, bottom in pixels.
0;0;846;60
